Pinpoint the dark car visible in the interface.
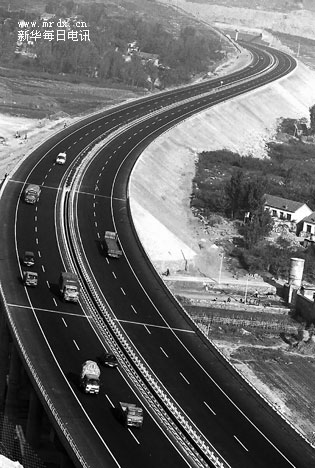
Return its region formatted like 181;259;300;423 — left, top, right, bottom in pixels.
23;251;35;267
99;352;118;368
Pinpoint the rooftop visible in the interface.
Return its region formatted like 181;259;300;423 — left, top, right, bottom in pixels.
264;194;306;213
301;212;315;224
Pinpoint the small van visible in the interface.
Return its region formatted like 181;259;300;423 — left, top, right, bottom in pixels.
23;251;35;267
56;152;66;165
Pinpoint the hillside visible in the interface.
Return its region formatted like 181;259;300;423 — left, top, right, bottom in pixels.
159;0;315;41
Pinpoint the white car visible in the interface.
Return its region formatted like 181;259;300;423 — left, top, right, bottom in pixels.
56;152;66;164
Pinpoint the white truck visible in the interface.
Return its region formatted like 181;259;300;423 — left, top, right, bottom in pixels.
56;152;66;164
23;271;38;287
24;184;41;204
104;231;122;258
119;402;143;428
80;360;100;394
59;271;80;303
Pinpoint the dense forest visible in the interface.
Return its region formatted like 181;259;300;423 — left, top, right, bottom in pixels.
0;0;224;88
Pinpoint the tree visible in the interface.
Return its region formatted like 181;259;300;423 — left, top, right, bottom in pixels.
242;205;273;249
225;170;246;218
244;176;268;213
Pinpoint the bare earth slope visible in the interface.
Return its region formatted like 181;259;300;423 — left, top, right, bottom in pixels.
129;59;315;279
159;0;315;40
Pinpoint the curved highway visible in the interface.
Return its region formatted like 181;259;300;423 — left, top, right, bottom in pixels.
1;42;314;468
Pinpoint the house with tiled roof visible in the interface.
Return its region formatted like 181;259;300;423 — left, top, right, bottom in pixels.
264;194;312;223
264;194;312;235
300;212;315;238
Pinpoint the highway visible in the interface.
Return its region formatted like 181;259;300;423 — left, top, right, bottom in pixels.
1;42;314;468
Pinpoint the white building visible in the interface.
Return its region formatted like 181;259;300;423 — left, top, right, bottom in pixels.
264;194;312;224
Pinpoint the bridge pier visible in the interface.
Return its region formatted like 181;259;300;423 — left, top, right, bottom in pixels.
0;310;10;411
26;387;43;448
4;345;21;425
0;313;75;468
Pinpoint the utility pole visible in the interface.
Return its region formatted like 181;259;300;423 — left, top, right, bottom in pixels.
218;254;223;285
244;277;249;304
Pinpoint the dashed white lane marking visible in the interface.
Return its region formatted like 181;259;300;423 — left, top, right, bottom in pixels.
73;340;80;350
38;250;41;258
131;305;137;314
62;317;67;327
234;436;248;452
46;280;49;288
120;287;126;296
204;401;216;416
144;325;151;334
160;347;168;358
106;394;115;408
128;428;140;445
112;271;117;279
180;372;190;384
53;298;58;307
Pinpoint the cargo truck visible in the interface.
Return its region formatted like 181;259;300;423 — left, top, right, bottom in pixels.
80;360;100;394
119;402;143;428
59;271;80;303
24;184;41;204
23;271;38;287
104;231;122;258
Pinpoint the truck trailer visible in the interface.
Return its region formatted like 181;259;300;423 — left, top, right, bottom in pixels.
59;271;80;303
24;184;41;204
80;360;100;394
104;231;122;258
119;402;143;428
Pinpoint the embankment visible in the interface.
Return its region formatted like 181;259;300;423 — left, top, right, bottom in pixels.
128;56;315;280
